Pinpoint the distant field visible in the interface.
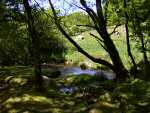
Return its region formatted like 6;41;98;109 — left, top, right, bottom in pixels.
65;26;144;69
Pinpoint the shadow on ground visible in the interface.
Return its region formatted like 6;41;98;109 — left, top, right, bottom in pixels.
1;66;150;113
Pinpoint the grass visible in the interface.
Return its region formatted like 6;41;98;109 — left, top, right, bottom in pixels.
0;26;149;113
65;26;145;69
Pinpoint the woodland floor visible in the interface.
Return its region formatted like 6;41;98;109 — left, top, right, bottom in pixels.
0;66;150;113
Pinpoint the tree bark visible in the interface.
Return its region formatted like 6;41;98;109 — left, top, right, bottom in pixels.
101;30;129;79
23;0;43;89
49;0;129;80
94;0;129;79
124;0;137;71
48;0;114;70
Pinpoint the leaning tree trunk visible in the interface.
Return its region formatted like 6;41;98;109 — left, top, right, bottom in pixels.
93;0;129;79
23;0;43;89
49;0;129;80
99;25;129;79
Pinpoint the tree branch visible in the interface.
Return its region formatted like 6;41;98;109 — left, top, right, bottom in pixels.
90;33;108;52
48;0;114;70
80;0;100;33
80;0;106;37
33;0;53;18
96;0;106;28
64;0;86;12
76;24;96;29
90;33;103;42
109;24;121;36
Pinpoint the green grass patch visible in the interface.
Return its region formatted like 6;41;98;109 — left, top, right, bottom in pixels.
65;26;145;69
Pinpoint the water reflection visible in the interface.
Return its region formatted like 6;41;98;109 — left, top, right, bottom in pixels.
60;67;96;75
58;67;116;93
60;86;79;93
59;67;116;80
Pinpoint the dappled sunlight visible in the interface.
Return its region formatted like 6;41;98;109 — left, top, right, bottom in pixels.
1;66;150;113
7;77;28;86
1;0;150;112
5;94;53;104
2;92;60;113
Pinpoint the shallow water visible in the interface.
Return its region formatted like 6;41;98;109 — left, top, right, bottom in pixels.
58;67;116;93
60;86;79;93
59;67;116;80
60;67;96;75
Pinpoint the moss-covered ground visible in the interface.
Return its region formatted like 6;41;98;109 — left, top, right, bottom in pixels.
0;66;150;113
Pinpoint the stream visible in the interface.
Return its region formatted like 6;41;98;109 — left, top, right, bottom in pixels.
58;67;116;93
59;67;116;80
42;65;116;93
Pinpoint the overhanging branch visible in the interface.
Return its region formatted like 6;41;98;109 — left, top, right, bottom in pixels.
80;0;100;33
109;24;121;36
48;0;114;70
77;24;96;29
90;33;103;42
90;33;108;52
64;0;86;11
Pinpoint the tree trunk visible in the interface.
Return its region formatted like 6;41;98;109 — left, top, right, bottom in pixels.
139;32;150;79
140;33;149;65
124;0;137;71
131;3;150;79
49;0;129;80
96;0;129;79
101;29;129;79
131;4;149;65
23;0;43;89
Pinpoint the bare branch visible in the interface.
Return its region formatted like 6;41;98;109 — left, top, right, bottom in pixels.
80;0;100;33
33;0;53;18
48;0;114;70
109;24;121;36
90;33;103;42
64;0;86;11
60;0;73;16
80;0;97;18
76;24;96;29
90;33;108;52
